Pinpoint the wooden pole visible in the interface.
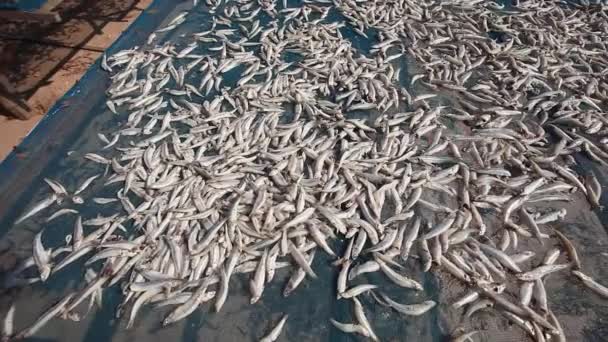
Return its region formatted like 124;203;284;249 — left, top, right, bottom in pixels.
0;9;61;23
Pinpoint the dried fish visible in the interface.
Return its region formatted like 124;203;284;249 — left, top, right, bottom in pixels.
260;314;288;342
8;1;608;340
379;293;436;316
572;270;608;299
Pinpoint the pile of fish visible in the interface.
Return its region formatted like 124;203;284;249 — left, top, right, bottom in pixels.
3;0;608;340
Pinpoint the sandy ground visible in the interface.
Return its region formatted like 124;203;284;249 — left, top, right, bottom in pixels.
0;0;153;162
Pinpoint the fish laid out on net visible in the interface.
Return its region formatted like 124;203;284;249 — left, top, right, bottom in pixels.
4;0;608;341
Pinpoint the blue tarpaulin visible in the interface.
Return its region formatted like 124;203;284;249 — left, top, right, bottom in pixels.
0;0;606;341
0;0;47;11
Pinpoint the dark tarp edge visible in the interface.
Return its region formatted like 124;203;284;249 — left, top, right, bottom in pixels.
0;0;46;11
